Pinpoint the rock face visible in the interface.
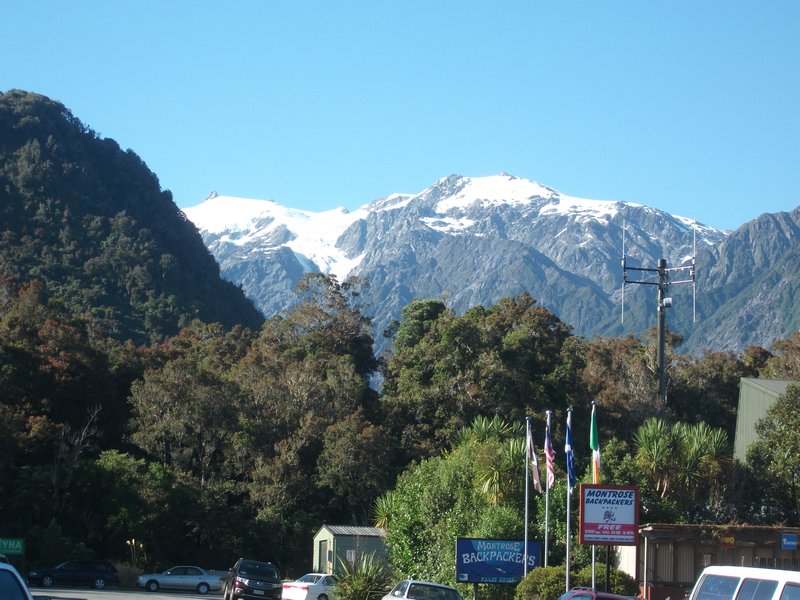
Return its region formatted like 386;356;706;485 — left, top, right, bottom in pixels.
184;173;800;355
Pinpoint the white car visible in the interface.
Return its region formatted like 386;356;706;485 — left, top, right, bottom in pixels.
381;579;463;600
0;562;34;600
282;573;336;600
136;565;223;594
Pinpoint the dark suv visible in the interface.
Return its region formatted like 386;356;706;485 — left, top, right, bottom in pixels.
223;558;281;600
28;560;119;589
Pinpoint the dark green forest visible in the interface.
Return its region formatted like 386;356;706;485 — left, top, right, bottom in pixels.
2;89;800;584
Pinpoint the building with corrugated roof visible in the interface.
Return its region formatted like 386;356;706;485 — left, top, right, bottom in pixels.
312;525;387;574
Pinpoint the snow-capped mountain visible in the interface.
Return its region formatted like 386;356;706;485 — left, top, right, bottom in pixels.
184;173;800;355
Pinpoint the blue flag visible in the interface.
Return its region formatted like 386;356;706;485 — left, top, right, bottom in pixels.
565;409;576;493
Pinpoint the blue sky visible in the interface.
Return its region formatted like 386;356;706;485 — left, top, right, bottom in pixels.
3;1;799;231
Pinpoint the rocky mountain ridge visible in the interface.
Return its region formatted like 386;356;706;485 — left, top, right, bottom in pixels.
184;174;799;355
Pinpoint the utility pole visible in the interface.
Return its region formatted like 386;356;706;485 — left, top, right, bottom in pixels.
623;255;695;406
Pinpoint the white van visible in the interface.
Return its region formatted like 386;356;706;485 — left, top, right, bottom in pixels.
689;566;800;600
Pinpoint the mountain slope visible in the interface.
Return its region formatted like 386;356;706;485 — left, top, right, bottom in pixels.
0;90;264;342
188;173;776;354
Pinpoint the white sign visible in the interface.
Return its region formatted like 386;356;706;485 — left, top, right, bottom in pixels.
579;484;639;546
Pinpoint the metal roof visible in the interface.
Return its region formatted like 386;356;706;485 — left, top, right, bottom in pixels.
740;377;795;397
316;525;386;537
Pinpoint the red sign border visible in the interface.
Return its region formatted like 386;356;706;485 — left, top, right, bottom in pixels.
579;484;639;546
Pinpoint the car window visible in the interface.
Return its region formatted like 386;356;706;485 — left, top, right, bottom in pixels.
171;567;186;576
738;579;778;600
322;576;336;585
299;574;321;583
781;584;800;600
408;583;447;600
185;567;201;576
0;570;28;600
391;580;409;596
696;575;742;600
62;562;81;571
239;561;278;579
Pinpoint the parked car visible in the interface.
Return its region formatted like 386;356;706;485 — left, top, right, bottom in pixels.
282;573;336;600
0;562;33;600
381;579;463;600
557;588;636;600
224;558;282;600
688;565;800;600
137;565;223;594
27;559;119;589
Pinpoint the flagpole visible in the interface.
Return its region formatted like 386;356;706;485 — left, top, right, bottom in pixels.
524;416;531;578
566;484;571;590
544;411;551;567
565;408;574;592
590;401;601;593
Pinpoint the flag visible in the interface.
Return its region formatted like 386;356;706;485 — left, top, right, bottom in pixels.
544;419;555;490
590;402;601;484
565;409;576;493
526;422;543;493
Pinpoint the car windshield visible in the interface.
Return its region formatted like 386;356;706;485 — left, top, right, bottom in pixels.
695;574;741;600
298;574;322;583
407;583;462;600
239;561;278;579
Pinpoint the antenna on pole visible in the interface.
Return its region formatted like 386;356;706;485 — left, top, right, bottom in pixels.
621;226;697;407
621;222;626;324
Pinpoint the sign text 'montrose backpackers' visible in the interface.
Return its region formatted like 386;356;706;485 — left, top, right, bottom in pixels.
579;484;639;546
455;538;541;584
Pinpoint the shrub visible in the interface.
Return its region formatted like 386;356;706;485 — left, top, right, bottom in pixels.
333;552;392;600
515;565;569;600
515;565;639;600
574;565;639;596
114;562;143;588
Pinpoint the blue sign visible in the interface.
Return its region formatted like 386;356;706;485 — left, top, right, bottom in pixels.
455;538;541;584
782;533;797;550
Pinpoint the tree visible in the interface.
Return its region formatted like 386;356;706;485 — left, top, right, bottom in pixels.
746;384;800;525
633;418;731;522
670;349;749;439
761;332;800;380
382;293;577;460
316;410;397;524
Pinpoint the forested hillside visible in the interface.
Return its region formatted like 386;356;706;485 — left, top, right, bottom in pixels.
0;90;264;344
2;90;800;589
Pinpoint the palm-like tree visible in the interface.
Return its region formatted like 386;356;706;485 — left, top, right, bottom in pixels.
634;418;729;507
633;418;675;496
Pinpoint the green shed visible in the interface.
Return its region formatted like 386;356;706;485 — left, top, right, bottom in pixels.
733;378;794;461
312;525;387;574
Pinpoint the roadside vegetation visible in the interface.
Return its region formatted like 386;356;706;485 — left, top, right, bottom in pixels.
2;269;800;587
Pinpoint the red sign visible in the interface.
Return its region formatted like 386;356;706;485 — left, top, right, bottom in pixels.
579;484;639;546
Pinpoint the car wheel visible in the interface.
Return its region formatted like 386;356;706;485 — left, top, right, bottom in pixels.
319;595;329;600
197;582;211;594
42;575;54;588
93;577;107;589
147;580;160;592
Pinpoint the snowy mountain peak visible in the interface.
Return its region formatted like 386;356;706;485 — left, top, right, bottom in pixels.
434;174;557;212
183;194;367;280
182;175;725;295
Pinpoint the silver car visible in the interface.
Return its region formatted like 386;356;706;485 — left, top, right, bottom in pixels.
137;565;223;594
381;579;463;600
